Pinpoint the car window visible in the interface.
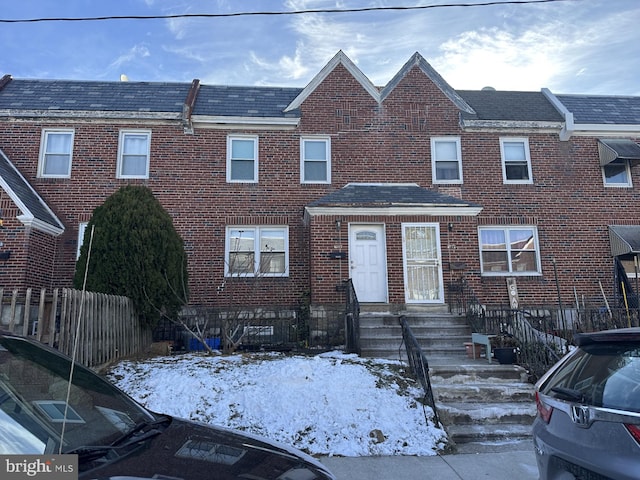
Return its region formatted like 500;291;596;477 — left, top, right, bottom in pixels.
0;337;153;455
541;343;640;413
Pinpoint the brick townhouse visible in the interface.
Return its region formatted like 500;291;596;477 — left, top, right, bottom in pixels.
0;51;639;318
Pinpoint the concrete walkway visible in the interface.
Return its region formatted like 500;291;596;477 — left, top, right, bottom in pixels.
320;447;539;480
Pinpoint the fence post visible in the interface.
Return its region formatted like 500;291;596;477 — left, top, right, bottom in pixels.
22;288;32;336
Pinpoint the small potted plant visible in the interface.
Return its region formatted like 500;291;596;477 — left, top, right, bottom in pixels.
490;333;519;364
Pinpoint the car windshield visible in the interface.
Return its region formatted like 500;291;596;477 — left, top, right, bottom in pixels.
0;336;155;455
541;342;640;413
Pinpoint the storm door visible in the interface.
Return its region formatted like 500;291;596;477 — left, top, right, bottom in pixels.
402;223;444;303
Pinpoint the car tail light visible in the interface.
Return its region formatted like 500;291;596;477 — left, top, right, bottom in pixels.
625;424;640;446
536;391;553;423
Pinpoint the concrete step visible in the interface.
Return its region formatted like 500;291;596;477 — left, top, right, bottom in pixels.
433;383;535;403
437;401;537;425
445;423;533;445
429;362;530;383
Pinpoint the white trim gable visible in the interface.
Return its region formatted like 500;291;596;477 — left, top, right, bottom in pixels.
284;51;380;112
380;52;475;114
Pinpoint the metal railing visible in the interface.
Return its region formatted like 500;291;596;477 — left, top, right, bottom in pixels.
465;302;640;381
399;315;441;427
344;278;361;355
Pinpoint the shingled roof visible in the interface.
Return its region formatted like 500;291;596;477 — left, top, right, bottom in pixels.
459;90;564;123
0;148;64;235
0;78;190;114
193;85;301;118
554;94;640;125
307;183;480;209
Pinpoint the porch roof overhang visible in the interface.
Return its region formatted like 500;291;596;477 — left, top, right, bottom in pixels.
609;225;640;256
305;183;483;217
598;139;640;166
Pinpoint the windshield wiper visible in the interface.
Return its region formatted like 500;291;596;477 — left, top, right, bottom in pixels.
551;386;586;403
64;445;116;463
110;415;172;448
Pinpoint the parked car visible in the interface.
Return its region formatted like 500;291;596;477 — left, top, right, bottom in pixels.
532;327;640;480
0;332;336;480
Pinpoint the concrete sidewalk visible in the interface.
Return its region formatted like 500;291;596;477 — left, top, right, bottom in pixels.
320;448;539;480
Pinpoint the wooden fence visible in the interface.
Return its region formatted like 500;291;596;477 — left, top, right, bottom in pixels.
0;287;152;368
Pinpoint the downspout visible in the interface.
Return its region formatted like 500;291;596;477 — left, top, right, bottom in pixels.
542;88;574;141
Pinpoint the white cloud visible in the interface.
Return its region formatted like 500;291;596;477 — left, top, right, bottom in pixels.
109;44;152;71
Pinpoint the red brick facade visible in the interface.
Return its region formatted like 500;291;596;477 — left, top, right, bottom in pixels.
1;53;639;313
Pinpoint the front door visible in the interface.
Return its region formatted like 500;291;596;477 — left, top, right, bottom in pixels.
402;223;444;303
349;224;388;303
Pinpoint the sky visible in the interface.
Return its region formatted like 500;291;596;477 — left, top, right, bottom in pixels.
107;350;450;456
1;0;639;96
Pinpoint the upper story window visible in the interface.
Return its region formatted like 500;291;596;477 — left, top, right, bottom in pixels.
117;130;151;179
225;226;289;277
603;160;632;187
301;137;331;184
479;226;541;275
500;138;532;184
227;135;258;183
38;129;74;178
431;137;462;184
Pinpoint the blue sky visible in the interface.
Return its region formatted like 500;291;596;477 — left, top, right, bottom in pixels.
1;0;639;95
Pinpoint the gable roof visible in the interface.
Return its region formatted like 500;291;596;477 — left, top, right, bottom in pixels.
305;183;482;217
284;50;380;112
380;53;475;114
0;149;64;235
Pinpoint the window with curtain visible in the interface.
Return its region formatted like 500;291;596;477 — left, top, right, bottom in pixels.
226;226;288;276
479;227;540;274
117;130;151;178
431;137;462;183
227;135;258;182
39;129;74;177
301;137;330;183
500;138;532;183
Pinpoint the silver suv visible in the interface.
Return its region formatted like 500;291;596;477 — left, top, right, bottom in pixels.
533;327;640;480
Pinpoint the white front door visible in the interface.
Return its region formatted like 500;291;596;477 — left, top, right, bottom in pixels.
349;224;388;303
402;223;444;303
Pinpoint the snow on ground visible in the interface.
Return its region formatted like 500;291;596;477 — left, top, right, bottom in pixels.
106;350;448;457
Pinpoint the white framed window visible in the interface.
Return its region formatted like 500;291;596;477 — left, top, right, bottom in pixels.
225;226;289;277
227;135;258;183
500;138;532;184
38;129;74;178
117;130;151;178
431;137;462;184
301;136;331;184
77;222;88;259
479;226;541;275
603;160;632;187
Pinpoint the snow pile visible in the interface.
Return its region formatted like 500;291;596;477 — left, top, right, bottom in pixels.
107;351;447;456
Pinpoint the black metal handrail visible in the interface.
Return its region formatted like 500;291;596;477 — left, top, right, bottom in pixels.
464;302;640;381
399;315;441;427
344;278;361;355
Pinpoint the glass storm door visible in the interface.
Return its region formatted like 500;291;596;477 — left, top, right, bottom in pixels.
349;224;388;303
402;223;444;303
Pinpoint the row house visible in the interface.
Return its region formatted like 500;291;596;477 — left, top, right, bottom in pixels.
0;51;639;319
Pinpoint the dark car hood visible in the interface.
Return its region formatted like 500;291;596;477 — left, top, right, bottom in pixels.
82;417;333;480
